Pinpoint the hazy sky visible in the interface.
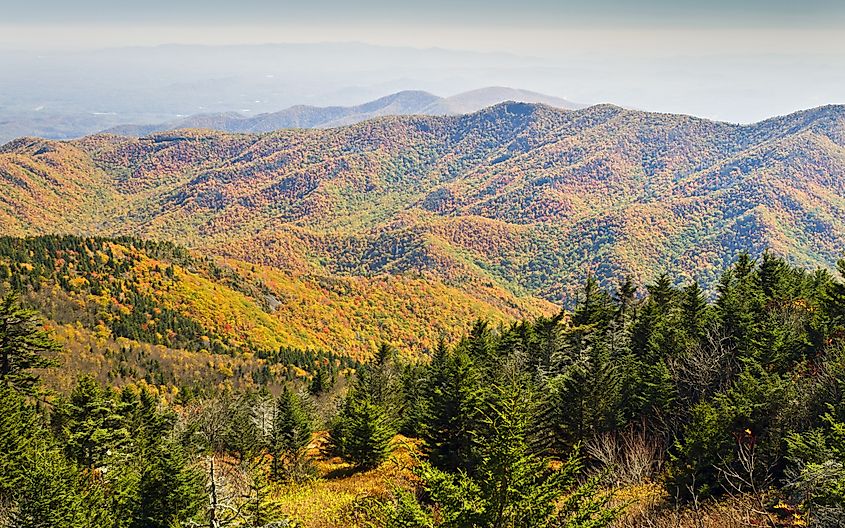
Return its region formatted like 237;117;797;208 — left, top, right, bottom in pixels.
0;0;843;124
3;0;844;52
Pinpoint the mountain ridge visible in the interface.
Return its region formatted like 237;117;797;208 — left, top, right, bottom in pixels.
2;102;845;309
102;87;585;136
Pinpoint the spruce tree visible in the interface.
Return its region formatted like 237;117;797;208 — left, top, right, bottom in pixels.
0;293;59;395
309;367;332;396
681;281;709;344
53;376;130;469
328;391;395;469
271;386;313;480
0;386;81;528
420;347;484;473
414;369;620;528
130;439;204;528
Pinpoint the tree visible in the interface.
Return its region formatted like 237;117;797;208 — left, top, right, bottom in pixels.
309;367;332;396
53;376;130;469
680;281;710;344
420;347;484;473
328;391;395;469
0;386;81;528
412;370;620;528
271;386;313;481
130;439;205;528
0;293;59;394
786;412;845;525
542;349;621;455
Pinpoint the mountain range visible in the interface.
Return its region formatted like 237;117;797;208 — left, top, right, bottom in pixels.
102;87;584;136
2;101;845;356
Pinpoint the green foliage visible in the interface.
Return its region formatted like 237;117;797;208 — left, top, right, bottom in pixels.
52;376;130;468
309;367;333;396
786;412;845;523
420;346;484;473
329;393;396;469
271;386;314;481
0;293;59;394
129;438;205;528
411;370;620;528
2;243;845;526
356;489;435;528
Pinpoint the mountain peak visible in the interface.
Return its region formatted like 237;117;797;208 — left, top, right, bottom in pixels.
100;87;583;137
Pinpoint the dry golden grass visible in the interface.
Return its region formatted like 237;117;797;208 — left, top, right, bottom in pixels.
273;434;421;527
271;437;804;528
612;483;803;528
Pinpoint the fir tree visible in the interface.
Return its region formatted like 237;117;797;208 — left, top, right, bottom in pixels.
130;439;204;528
53;376;130;469
271;386;313;481
420;347;484;473
0;293;60;395
328;391;395;469
308;367;332;396
414;368;620;528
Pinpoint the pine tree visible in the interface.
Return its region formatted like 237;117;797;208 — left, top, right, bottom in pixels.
420;347;484;473
0;293;60;395
271;386;313;481
328;391;395;469
130;439;205;528
572;273;615;332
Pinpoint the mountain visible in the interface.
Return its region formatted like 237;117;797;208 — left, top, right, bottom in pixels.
423;87;582;115
2;102;844;314
0;42;556;143
0;234;553;390
102;88;584;136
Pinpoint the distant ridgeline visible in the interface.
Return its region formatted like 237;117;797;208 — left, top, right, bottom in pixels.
0;235;359;392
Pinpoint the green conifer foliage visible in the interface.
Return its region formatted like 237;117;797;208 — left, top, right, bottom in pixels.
271;386;314;481
0;294;59;395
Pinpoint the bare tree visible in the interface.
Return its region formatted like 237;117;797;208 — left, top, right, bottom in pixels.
182;393;288;528
587;424;664;486
716;430;778;528
670;327;736;411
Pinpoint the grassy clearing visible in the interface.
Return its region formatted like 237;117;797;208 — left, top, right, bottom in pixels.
275;434;420;527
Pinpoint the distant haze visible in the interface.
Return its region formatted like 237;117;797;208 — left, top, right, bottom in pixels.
0;0;843;133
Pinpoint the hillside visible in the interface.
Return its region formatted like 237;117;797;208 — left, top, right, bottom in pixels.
102;87;584;136
0;235;552;389
2;103;845;308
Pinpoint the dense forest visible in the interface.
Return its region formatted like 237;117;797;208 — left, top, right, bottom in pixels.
4;103;845;304
0;235;543;374
2;250;845;527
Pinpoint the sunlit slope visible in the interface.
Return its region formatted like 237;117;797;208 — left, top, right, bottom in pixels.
2;103;844;301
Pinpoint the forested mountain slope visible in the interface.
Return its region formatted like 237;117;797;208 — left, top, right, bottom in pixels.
2;102;844;305
0;235;551;389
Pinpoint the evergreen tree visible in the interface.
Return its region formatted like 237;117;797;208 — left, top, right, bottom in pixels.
0;386;81;528
328;390;395;469
680;281;709;344
0;293;59;395
130;439;204;528
413;369;620;528
420;347;484;473
325;339;402;470
53;376;130;469
542;348;622;454
271;386;313;481
309;367;332;396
